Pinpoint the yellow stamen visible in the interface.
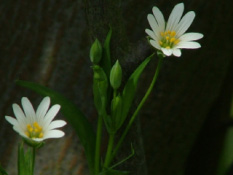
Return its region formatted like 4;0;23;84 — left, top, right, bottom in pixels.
170;31;176;37
170;38;176;43
39;133;44;138
159;40;163;46
160;32;164;37
25;122;44;139
159;30;179;48
28;127;33;132
174;39;180;45
25;131;30;137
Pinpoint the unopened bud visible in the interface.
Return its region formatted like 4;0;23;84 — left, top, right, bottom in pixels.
110;60;122;89
90;39;102;64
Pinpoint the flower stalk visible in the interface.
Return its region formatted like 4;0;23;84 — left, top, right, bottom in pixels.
110;53;164;163
94;114;103;175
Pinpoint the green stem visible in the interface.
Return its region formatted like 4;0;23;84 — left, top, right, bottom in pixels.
94;114;103;174
103;134;115;168
32;147;36;175
110;54;164;163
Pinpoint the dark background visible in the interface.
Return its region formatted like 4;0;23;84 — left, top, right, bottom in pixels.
0;0;233;175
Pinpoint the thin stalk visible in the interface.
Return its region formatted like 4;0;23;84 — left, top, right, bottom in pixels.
32;147;36;175
110;54;164;162
94;114;103;174
103;134;115;168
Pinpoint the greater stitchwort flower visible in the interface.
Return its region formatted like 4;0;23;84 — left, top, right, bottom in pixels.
5;97;66;143
145;3;203;57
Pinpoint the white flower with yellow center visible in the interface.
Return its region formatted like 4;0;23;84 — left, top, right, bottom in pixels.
5;96;66;143
145;3;203;57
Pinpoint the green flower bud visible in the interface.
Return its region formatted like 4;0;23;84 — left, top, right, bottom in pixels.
90;39;102;64
110;60;122;89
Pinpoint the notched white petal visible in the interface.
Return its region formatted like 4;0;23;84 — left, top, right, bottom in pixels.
13;125;25;137
176;41;201;49
150;40;161;50
44;104;61;126
161;48;172;56
5;116;18;126
152;6;165;31
44;130;65;139
172;49;182;57
12;104;27;127
176;11;195;36
179;33;203;41
36;97;51;122
47;120;67;131
32;138;44;142
147;14;159;33
145;29;157;41
166;3;184;31
22;97;36;123
6;115;26;133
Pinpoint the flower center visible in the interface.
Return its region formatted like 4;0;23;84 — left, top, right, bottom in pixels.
25;122;44;139
159;31;180;49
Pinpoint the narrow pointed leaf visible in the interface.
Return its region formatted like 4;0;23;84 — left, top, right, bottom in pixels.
120;55;153;126
16;80;96;174
101;27;112;78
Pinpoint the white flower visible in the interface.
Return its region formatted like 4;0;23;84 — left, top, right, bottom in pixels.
145;3;203;57
5;96;66;142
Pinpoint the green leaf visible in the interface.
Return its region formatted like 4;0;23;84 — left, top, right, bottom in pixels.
101;28;113;107
0;164;8;175
120;55;153;127
101;27;112;78
216;94;233;175
16;80;96;174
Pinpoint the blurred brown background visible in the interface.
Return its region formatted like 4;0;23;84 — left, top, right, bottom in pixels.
0;0;233;175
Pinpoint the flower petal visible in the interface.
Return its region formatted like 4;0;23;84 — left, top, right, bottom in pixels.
172;49;182;57
145;29;157;41
43;130;65;139
13;125;26;137
175;11;195;37
152;6;165;32
12;104;27;128
32;138;44;142
176;41;201;49
179;32;203;41
43;104;61;128
147;14;160;38
150;39;161;50
46;120;67;131
161;48;172;56
5;116;18;126
36;96;50;124
166;3;184;31
21;97;36;124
